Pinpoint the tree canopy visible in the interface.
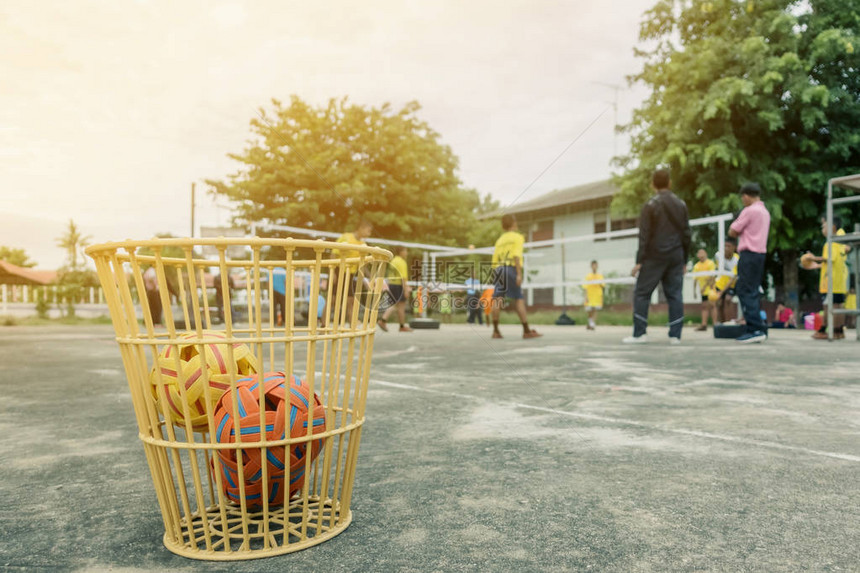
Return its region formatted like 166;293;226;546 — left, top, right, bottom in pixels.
0;246;36;268
613;0;860;297
208;96;499;250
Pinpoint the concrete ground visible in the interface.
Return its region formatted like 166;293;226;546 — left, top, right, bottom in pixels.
1;323;859;572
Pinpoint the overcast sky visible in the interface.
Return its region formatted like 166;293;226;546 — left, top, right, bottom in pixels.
1;0;655;269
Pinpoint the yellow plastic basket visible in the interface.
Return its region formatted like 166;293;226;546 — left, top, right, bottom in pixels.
86;237;391;560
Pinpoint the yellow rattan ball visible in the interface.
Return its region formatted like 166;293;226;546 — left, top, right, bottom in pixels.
149;331;259;431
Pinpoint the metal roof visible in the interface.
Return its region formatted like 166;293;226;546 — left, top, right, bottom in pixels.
0;260;57;285
484;179;617;219
831;173;860;190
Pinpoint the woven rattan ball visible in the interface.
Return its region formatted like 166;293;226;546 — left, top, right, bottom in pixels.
213;372;327;509
149;331;259;431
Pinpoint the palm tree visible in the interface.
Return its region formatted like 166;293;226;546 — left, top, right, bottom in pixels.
55;219;91;271
54;219;93;317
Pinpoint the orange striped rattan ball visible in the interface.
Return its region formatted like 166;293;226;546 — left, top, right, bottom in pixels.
212;372;327;509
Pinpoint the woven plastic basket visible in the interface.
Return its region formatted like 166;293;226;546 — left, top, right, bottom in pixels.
86;237;390;560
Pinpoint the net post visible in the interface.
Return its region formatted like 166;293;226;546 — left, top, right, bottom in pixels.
718;218;725;270
421;251;429;318
827;179;834;341
855;225;860;341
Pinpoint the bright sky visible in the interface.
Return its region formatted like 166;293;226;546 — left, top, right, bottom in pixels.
1;0;654;269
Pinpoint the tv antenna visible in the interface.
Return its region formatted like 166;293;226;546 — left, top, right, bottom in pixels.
593;82;623;157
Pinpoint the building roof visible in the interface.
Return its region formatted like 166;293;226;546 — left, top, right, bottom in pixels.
832;173;860;191
483;179;617;219
0;260;57;285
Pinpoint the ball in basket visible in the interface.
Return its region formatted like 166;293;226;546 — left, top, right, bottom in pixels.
213;372;327;509
149;330;259;431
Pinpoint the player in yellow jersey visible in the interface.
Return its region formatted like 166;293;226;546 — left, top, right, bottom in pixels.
692;248;716;331
711;238;739;323
491;214;541;339
582;260;604;330
806;216;851;340
331;219;373;324
378;246;413;332
846;287;857;330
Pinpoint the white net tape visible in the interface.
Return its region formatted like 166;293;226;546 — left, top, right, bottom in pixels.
257;213;737;310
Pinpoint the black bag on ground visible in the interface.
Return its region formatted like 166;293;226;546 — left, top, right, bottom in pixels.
713;323;746;339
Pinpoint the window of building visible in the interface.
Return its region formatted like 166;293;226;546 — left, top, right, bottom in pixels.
530;220;554;247
594;210;637;241
611;217;638;232
532;287;554;306
594;211;609;241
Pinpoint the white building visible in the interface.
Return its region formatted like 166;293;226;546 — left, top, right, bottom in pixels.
498;180;699;307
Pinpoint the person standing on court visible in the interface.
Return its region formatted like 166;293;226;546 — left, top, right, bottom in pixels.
271;267;286;326
623;169;691;344
331;219;373;325
142;265;162;325
214;270;235;325
464;269;483;325
378;245;413;332
490;214;541;339
728;182;771;343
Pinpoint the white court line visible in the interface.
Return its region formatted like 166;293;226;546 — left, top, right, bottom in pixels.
372;345;418;359
370;379;860;463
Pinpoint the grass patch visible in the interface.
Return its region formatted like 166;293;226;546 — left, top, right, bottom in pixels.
2;310;704;329
437;309;702;327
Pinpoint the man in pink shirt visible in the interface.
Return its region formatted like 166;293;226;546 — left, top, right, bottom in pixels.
728;182;771;343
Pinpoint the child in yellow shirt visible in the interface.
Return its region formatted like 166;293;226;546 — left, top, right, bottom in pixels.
806;217;852;339
583;260;604;330
846;287;857;330
692;248;716;331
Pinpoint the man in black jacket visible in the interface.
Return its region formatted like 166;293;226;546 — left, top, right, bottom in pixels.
623;169;691;344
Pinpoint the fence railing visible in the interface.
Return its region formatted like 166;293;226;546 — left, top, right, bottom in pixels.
0;284;106;307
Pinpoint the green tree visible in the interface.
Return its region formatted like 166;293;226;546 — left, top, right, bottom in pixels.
56;219;90;272
0;246;36;268
468;193;504;249
55;219;96;317
35;289;50;319
428;191;503;286
613;0;860;304
208;96;493;249
137;232;186;258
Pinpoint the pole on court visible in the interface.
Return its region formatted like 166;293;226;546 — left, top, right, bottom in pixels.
190;182;196;238
826;180;834;341
555;232;575;325
717;219;725;269
854;223;860;341
422;251;429;319
409;250;440;329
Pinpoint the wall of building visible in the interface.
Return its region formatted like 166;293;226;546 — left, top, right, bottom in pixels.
520;209;700;307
